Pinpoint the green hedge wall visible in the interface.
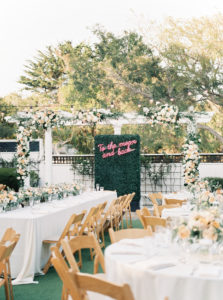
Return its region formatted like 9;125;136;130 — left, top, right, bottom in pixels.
0;168;20;191
95;134;140;211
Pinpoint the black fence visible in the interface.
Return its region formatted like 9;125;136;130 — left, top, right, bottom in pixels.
53;153;223;164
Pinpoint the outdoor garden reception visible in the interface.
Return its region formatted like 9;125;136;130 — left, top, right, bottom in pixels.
1;1;223;299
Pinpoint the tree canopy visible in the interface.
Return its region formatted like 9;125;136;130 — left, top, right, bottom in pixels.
8;15;223;152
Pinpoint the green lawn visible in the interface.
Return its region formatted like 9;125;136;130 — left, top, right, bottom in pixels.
0;219;142;300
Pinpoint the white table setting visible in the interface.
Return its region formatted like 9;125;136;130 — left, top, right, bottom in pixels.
0;190;117;285
162;203;191;219
105;229;223;300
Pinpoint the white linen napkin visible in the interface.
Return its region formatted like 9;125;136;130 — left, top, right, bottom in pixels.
134;257;176;271
195;265;221;278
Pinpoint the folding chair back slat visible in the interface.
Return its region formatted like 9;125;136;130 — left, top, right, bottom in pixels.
61;233;105;274
141;216;166;232
109;227;152;244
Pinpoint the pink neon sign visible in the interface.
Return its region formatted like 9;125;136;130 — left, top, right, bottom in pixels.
98;140;137;158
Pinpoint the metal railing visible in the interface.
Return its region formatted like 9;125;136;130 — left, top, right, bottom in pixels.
53;153;223;164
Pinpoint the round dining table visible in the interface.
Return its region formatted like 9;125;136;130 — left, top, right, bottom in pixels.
105;232;223;300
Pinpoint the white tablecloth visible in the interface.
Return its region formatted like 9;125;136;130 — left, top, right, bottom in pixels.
162;205;191;219
0;190;117;284
105;235;223;300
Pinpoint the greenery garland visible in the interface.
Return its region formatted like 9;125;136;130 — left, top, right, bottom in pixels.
142;104;201;188
13;104;202;188
73;108;122;125
14;108;122;185
142;104;180;126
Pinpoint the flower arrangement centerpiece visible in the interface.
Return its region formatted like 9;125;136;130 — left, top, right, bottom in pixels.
0;182;81;212
197;190;223;209
143;104;179;126
61;183;80;196
173;208;223;243
0;189;18;211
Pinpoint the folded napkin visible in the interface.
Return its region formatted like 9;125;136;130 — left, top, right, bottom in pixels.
134;257;176;271
195;265;220;278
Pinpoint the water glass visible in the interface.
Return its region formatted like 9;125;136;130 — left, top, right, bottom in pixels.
96;184;100;191
100;187;104;191
29;198;34;207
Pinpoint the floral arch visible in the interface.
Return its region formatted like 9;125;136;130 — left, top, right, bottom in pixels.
9;104;213;191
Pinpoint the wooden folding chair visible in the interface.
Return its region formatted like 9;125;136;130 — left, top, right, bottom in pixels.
51;246;135;300
109;227;152;244
42;210;86;274
0;238;20;300
136;207;151;228
141;216;166;232
149;193;163;206
165;198;186;206
122;193;135;229
79;207;99;236
93;201;108;248
153;203;180;217
117;195;128;229
0;228;20;300
61;232;105;274
61;233;106;300
104;197;123;231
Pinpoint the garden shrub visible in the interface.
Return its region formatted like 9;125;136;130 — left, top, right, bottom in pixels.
0;168;20;191
204;177;223;192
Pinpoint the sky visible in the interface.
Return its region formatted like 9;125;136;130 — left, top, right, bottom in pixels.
0;0;223;98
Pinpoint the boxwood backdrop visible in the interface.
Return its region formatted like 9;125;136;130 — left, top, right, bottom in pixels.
94;134;140;211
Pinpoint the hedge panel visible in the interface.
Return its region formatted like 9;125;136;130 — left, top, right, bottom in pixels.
95;134;140;211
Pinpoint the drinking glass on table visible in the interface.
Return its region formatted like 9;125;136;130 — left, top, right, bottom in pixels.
96;183;100;191
29;198;34;207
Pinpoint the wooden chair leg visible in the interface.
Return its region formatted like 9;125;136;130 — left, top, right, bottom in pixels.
7;260;14;300
90;248;94;260
61;284;68;300
128;206;132;228
121;212;124;229
125;210;129;228
101;228;105;248
3;268;10;300
77;249;82;268
43;255;52;274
